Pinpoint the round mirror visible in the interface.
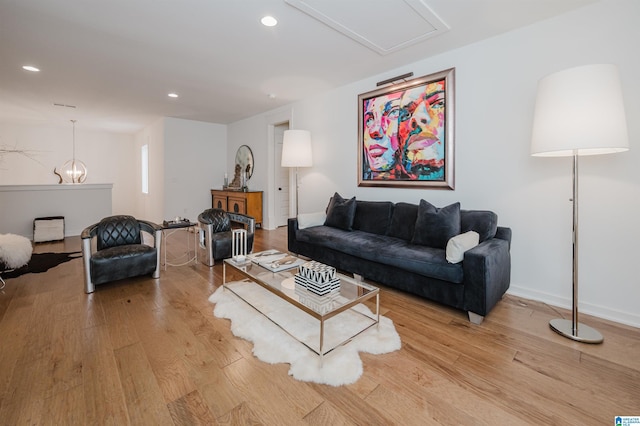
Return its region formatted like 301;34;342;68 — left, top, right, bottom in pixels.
235;145;254;180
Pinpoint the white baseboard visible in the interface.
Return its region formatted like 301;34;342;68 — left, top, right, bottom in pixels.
507;285;640;329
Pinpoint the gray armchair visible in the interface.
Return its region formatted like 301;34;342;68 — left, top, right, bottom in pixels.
81;215;162;293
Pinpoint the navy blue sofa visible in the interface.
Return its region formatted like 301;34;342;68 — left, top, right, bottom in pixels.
288;196;512;323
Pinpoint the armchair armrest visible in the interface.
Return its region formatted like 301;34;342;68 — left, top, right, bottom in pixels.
81;223;99;294
138;220;163;249
81;223;99;240
228;213;255;234
139;219;162;233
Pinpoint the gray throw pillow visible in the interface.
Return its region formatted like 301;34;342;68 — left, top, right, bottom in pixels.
411;200;461;249
324;192;357;231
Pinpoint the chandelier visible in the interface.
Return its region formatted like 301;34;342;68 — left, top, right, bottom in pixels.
54;119;87;184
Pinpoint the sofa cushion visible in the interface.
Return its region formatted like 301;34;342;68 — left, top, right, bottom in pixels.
460;210;498;242
90;244;157;285
324;192;357;231
352;201;394;236
387;202;418;241
296;226;463;283
412;200;461;249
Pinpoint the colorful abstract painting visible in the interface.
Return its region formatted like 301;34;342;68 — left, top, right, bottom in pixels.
358;68;455;189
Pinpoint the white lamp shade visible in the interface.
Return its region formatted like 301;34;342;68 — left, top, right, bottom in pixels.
281;130;313;167
531;64;629;157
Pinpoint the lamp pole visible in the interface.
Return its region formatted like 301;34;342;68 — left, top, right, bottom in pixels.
294;166;300;217
548;154;603;343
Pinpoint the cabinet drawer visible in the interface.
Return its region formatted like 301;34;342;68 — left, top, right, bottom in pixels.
212;195;228;211
228;197;247;214
210;189;262;227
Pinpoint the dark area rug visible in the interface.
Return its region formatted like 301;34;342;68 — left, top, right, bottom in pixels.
2;252;82;279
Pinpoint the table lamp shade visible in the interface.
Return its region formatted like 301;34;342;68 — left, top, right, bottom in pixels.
282;130;313;167
531;64;629;157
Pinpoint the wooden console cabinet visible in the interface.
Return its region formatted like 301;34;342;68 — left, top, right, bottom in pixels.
211;189;263;227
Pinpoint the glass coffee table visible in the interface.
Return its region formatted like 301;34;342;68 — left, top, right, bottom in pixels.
223;254;379;358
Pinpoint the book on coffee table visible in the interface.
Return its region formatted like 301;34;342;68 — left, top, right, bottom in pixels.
247;250;305;272
247;249;284;263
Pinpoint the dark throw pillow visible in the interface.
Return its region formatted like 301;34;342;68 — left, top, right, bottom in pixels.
324;192;357;231
460;210;498;242
387;202;419;241
411;200;461;249
352;200;394;235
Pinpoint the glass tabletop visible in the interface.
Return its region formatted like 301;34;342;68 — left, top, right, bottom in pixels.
223;257;379;319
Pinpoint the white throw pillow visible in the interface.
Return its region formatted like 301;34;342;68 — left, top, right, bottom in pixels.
297;211;327;230
446;231;480;264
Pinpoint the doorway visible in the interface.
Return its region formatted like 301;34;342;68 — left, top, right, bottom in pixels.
274;122;290;227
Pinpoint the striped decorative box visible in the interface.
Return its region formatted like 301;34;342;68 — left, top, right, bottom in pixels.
295;261;340;296
298;261;336;283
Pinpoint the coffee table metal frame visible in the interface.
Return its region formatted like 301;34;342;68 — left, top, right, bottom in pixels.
223;256;380;359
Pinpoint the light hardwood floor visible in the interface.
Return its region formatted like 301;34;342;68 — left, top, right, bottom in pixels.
0;227;638;425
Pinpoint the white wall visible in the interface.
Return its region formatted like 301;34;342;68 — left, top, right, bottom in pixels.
0;184;112;237
227;107;293;229
227;0;640;327
0;122;136;217
163;117;227;222
133;118;165;223
0;117;227;234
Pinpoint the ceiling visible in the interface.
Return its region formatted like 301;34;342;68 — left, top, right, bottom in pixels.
0;0;598;133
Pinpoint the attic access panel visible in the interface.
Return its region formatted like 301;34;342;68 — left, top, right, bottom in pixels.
285;0;449;55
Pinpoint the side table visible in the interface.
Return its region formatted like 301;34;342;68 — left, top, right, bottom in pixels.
161;220;198;270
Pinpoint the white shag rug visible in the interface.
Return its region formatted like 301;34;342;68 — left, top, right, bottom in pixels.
209;280;401;386
0;233;33;269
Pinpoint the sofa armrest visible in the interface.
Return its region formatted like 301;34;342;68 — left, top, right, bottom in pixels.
462;238;511;317
288;218;300;254
228;213;256;235
495;226;512;249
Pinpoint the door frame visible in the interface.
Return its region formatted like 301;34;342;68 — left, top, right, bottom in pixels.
265;109;293;230
273;122;290;227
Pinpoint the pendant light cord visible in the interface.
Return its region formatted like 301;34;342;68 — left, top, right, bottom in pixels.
71;119;76;161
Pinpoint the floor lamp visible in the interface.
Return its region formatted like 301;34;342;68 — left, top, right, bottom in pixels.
531;64;629;343
281;129;313;216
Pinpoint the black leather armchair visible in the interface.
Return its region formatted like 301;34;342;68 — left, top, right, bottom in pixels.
197;209;255;266
81;215;162;293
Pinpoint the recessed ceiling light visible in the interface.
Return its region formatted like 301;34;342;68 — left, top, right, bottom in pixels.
261;16;278;27
22;65;40;72
168;93;179;98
